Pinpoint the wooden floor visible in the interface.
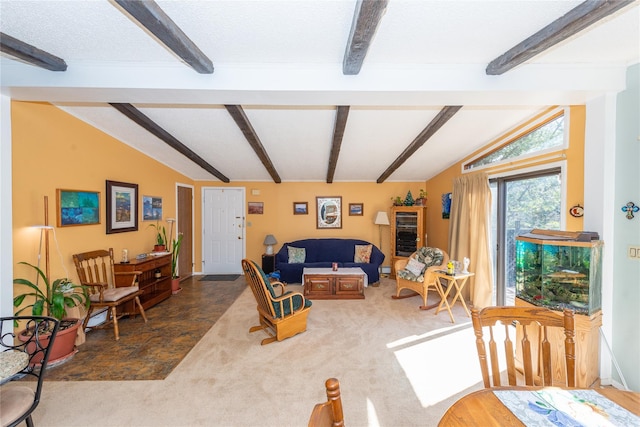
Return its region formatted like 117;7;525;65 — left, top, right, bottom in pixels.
44;275;246;381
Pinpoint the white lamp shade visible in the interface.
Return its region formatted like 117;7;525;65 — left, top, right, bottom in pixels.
374;211;390;225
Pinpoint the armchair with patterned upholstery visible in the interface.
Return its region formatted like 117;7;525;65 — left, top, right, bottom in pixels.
392;247;449;310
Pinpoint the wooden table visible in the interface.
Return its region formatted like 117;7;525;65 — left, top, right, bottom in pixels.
433;271;474;323
438;387;640;426
302;267;365;300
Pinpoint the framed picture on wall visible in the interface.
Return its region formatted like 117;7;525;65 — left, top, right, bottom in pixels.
293;202;308;215
142;195;163;221
106;180;138;234
349;203;363;216
316;196;342;229
248;202;264;214
442;192;452;219
56;189;100;227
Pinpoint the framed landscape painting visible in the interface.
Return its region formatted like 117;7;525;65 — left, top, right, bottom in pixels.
106;180;138;234
56;189;100;227
293;202;308;215
349;203;363;216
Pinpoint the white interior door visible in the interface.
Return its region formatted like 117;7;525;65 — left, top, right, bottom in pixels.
202;187;245;274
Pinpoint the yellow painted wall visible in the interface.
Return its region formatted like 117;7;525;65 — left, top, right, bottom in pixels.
424;106;586;252
11;101;190;285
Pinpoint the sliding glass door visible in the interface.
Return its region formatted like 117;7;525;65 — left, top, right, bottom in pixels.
491;168;562;305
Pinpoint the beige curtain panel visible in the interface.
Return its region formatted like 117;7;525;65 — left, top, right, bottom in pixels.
448;172;494;309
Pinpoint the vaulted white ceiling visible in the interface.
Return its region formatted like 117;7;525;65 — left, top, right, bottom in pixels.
1;0;638;182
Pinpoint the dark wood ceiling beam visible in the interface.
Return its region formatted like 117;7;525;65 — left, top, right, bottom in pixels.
0;32;67;71
377;106;463;183
326;106;350;183
113;0;213;74
486;0;634;75
110;103;229;182
343;0;389;75
224;105;281;184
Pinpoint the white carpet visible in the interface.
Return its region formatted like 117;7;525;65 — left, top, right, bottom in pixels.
29;279;485;426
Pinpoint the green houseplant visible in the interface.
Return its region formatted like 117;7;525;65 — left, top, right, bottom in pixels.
13;261;90;363
149;222;168;252
170;233;184;294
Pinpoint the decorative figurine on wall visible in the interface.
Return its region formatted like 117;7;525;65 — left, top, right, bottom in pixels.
622;202;639;220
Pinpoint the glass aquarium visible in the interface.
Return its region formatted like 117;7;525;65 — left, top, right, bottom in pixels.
515;229;603;315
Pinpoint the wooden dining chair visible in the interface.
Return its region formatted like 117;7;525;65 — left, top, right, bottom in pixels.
471;306;575;388
308;378;345;427
73;248;148;340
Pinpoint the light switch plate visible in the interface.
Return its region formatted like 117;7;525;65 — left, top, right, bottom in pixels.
628;245;640;259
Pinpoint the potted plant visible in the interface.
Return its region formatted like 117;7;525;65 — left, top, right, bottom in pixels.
149;221;168;252
170;233;184;294
415;189;428;206
13;261;89;365
391;196;404;206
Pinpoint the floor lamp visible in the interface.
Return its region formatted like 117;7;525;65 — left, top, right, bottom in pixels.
374;211;390;280
34;196;54;286
373;211;390;251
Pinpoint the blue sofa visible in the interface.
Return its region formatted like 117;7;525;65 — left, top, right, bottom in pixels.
274;238;385;285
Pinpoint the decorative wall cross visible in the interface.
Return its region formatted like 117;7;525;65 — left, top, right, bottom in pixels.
621;202;639;220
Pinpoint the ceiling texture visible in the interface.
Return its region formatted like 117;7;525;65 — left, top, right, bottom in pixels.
1;0;638;183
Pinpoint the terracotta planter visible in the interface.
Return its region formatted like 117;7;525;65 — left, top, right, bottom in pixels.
153;245;166;252
171;277;182;294
19;318;80;366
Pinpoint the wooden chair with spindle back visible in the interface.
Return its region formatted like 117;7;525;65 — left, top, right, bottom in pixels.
241;259;312;345
73;248;148;340
471;306;575;388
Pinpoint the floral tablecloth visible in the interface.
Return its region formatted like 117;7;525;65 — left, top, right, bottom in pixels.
494;388;640;427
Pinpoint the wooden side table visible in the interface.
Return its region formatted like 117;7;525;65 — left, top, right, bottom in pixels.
433;271;474;323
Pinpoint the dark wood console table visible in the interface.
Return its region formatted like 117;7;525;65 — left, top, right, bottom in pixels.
114;253;172;311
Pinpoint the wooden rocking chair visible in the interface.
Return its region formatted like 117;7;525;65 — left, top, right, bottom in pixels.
73;248;148;340
241;259;312;345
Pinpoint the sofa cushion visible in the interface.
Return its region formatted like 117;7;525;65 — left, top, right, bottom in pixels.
414;247;445;268
288;246;306;263
396;267;424;282
405;257;426;276
354;244;372;263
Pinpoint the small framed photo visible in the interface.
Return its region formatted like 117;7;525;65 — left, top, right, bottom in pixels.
56;189;100;227
106;180;138;234
349;203;364;216
293;202;308;215
142;196;163;221
248;202;264;214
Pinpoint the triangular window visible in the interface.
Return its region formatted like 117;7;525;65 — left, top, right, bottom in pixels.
465;113;565;170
